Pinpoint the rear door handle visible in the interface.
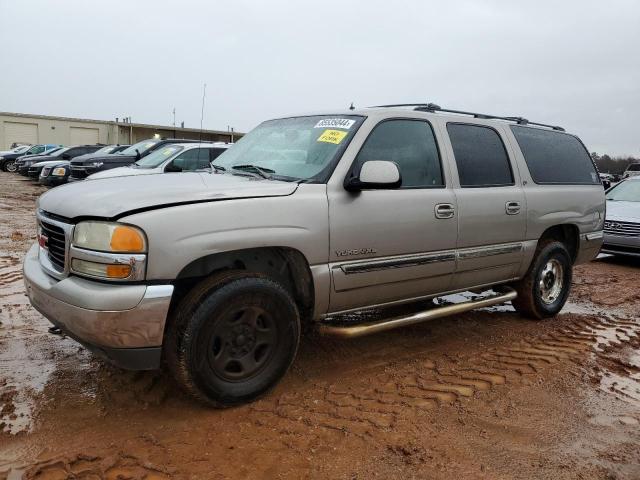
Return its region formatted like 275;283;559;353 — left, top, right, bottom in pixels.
435;203;455;219
505;201;521;215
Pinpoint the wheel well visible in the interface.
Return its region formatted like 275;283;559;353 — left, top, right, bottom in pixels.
170;247;315;323
539;224;579;263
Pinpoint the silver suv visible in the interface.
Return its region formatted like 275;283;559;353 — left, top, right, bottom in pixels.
23;104;605;406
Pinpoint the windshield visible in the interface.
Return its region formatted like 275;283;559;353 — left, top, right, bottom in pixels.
48;147;70;157
118;139;160;156
214;115;364;181
134;145;184;168
606;180;640;202
93;145;117;155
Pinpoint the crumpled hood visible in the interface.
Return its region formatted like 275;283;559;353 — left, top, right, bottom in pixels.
87;166;159;180
606;200;640;222
38;172;298;219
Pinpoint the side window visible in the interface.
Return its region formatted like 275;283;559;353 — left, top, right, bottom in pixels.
354;119;443;188
447;124;513;187
510;126;599;185
209;148;226;162
171;149;207;171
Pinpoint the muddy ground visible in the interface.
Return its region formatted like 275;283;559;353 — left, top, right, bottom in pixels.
0;171;639;480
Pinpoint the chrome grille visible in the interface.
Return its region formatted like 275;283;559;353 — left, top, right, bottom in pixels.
40;221;66;270
604;220;640;237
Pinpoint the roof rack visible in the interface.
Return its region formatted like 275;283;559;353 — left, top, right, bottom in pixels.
371;103;565;132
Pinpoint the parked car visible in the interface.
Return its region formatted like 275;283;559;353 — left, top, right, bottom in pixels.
0;145;30;156
39;161;72;187
0;144;60;172
15;147;64;175
602;177;640;256
25;145;103;178
87;143;231;180
69;138;203;181
623;163;640;179
23;104;605;407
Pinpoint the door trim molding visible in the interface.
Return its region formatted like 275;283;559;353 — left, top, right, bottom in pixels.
457;242;523;260
337;242;523;275
339;251;455;275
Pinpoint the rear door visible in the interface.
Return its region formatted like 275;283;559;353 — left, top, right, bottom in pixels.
327;118;458;313
443;123;526;289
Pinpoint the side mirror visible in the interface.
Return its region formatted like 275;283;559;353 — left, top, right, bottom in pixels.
135;149;141;160
345;160;402;192
602;180;611;190
61;154;70;160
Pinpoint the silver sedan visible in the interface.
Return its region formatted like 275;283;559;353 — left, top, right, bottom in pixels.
602;177;640;257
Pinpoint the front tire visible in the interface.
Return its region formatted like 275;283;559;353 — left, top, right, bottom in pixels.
165;272;301;407
4;160;17;172
512;240;573;319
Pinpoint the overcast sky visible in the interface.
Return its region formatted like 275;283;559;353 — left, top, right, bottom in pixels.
1;0;638;155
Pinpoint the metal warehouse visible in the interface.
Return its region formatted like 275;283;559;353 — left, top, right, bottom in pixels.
0;111;241;149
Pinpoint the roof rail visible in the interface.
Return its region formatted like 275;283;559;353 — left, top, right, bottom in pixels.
371;103;565;132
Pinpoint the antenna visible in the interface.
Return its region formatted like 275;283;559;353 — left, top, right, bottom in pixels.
349;102;355;111
172;107;176;127
198;83;207;168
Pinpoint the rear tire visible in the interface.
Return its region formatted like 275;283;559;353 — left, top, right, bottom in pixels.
165;271;301;407
512;240;572;319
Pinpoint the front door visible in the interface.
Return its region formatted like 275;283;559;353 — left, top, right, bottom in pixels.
328;118;458;313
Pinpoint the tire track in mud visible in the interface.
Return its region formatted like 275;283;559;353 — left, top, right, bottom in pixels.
20;452;173;480
250;314;640;440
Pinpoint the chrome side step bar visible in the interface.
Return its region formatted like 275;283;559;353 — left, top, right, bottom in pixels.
317;287;517;338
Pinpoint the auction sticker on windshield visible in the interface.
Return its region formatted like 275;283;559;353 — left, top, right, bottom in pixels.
314;118;356;130
317;129;348;144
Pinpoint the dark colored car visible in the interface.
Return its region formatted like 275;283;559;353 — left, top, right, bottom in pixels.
1;144;60;172
68;138;203;180
21;145;103;177
14;148;64;175
39;161;72;187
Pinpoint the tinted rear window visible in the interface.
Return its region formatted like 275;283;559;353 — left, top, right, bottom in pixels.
510;126;598;184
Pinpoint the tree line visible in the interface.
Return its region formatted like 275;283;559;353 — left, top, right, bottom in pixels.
591;153;639;174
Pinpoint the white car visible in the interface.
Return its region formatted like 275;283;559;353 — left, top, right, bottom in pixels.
0;145;30;156
87;143;232;180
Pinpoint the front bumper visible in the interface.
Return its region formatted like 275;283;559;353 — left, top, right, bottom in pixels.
602;232;640;257
23;243;173;369
39;175;69;187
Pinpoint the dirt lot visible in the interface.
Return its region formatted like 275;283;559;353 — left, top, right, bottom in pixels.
0;171;639;480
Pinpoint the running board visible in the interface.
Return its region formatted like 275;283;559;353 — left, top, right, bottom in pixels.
317;287;517;338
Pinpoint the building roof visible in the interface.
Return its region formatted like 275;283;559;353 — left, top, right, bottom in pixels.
0;111;242;137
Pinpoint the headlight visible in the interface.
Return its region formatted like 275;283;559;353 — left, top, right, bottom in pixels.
70;221;147;281
52;167;66;176
73;221;146;252
91;161;103;168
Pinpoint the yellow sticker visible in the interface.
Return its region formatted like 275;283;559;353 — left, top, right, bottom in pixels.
317;129;348;144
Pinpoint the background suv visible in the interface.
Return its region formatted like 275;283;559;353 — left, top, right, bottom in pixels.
87;143;231;180
69;138;204;180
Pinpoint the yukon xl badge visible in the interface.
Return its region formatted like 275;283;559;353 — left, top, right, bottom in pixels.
335;248;376;257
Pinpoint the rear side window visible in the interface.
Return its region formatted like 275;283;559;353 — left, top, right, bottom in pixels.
510;126;598;184
354;119;443;188
447;124;513;187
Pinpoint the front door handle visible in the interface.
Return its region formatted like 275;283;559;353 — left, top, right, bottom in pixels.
506;201;521;215
435;203;455;219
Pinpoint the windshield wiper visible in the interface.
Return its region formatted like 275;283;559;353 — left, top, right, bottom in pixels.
231;164;274;179
211;164;226;173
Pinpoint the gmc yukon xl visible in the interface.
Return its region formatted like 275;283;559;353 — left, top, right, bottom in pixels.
23;104;605;406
